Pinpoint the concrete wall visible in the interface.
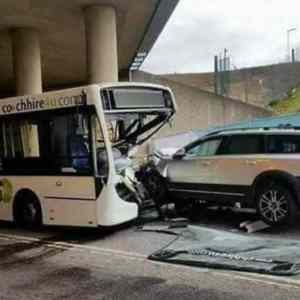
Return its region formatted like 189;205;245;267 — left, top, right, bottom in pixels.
132;71;271;140
222;62;300;105
163;62;300;107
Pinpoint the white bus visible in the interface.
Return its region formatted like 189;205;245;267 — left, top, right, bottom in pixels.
0;83;176;228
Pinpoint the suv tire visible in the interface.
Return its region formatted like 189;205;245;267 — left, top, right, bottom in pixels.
256;184;297;226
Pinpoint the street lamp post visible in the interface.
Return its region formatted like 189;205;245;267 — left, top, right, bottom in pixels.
287;27;297;62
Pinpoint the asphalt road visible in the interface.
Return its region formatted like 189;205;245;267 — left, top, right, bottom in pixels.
1;209;300;299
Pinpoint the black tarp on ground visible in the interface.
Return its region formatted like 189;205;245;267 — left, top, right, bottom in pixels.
148;226;300;276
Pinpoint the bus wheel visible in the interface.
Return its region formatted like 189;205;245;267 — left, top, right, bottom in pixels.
14;191;42;228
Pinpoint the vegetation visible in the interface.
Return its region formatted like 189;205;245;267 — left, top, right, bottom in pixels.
270;87;300;114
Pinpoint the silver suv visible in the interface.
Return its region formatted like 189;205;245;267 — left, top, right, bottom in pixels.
153;128;300;226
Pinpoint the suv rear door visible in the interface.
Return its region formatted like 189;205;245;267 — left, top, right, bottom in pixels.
215;134;267;201
264;133;300;176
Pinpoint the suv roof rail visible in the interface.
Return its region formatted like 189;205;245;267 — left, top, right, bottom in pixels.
205;123;300;137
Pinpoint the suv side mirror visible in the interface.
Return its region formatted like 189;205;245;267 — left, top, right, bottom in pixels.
173;148;186;160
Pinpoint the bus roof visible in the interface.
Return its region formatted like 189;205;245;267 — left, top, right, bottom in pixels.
0;82;173;116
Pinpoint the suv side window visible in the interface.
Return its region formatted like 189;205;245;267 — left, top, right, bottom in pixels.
267;135;300;153
219;134;265;155
186;138;222;157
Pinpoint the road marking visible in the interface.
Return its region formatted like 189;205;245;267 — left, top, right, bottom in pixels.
213;269;300;288
1;233;300;290
0;233;146;259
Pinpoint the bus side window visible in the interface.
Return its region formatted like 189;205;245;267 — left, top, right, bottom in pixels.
20;122;40;158
0;121;4;170
47;113;92;174
0;112;93;175
0;120;25;160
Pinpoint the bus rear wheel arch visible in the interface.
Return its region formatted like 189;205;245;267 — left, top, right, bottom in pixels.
13;189;42;228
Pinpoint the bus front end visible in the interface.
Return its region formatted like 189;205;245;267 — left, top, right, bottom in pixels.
93;83;176;227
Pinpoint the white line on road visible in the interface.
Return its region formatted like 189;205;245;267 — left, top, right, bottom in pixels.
0;233;146;259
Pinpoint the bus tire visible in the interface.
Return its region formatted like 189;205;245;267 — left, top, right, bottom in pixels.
14;190;42;228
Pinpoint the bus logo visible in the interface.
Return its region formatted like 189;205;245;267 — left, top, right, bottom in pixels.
0;179;13;204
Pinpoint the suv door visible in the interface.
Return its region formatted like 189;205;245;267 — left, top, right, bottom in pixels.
167;137;223;197
216;134;267;202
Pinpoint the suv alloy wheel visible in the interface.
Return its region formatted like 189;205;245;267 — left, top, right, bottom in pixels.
256;184;297;226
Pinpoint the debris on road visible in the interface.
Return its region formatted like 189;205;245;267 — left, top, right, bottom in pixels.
137;225;179;235
168;218;189;229
138;218;188;235
240;220;270;233
149;225;300;276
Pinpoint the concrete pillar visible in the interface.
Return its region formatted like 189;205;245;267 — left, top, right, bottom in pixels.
84;6;118;83
12;28;42;157
12;28;42;95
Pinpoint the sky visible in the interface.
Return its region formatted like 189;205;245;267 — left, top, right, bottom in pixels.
141;0;300;74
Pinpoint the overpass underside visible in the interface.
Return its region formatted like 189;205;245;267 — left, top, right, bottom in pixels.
0;0;178;97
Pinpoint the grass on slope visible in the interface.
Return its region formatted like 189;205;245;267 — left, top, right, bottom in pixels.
270;87;300;114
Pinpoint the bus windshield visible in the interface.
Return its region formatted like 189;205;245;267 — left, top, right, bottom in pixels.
100;86;175;154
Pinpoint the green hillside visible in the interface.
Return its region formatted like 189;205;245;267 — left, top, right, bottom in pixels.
270;87;300;114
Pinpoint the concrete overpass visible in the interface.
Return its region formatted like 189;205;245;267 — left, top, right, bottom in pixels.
0;0;179;97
